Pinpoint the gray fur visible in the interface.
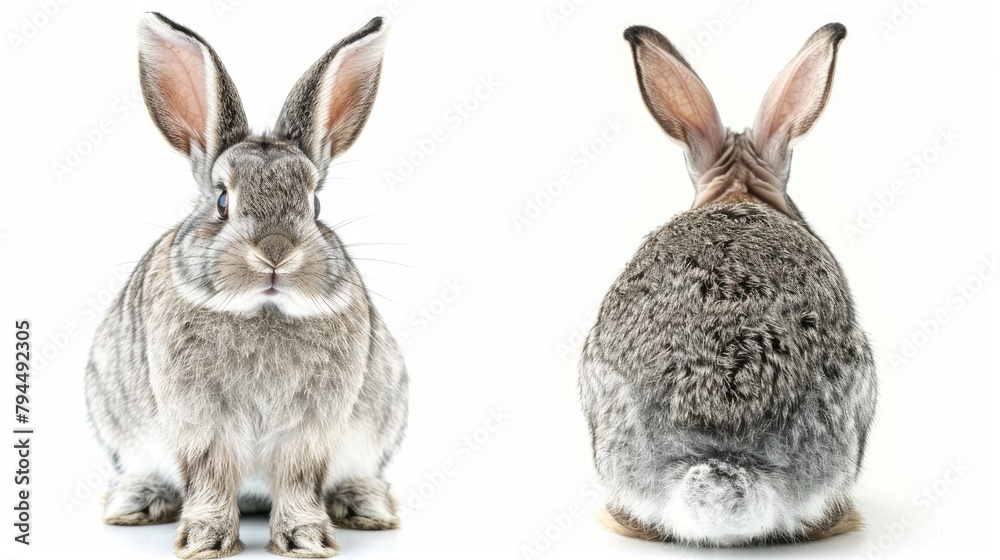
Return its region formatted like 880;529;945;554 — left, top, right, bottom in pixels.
579;24;876;546
85;13;404;559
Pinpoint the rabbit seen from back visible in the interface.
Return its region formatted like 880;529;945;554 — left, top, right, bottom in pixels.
578;23;877;545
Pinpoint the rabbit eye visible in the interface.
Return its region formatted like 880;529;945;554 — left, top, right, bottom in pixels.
217;191;229;220
314;194;321;219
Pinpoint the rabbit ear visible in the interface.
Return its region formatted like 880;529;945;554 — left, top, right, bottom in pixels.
752;23;846;182
137;12;248;185
624;25;725;181
274;17;387;179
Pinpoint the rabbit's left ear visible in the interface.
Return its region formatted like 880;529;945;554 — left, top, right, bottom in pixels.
752;23;846;182
275;17;388;179
625;25;726;183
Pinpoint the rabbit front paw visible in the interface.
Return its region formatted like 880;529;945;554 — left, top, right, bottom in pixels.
174;517;244;559
266;522;340;558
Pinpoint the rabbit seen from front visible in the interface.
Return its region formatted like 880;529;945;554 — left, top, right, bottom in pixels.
579;23;877;545
84;13;407;559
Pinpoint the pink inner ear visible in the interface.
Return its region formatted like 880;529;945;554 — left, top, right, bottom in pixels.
156;37;208;151
321;48;373;158
634;39;724;177
755;47;823;146
644;54;717;144
324;62;361;141
752;31;840;167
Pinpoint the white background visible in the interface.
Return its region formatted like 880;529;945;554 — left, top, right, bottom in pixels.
2;0;998;559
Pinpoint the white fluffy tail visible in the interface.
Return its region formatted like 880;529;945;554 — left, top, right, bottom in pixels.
664;459;783;545
599;458;863;545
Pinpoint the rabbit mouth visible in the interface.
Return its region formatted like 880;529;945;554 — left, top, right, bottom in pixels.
257;281;292;303
265;271;280;295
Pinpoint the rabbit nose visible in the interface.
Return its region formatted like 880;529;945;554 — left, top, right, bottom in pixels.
257;234;294;267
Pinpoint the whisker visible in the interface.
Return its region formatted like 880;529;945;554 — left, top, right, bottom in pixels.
326;158;363;168
349;257;416;269
329;271;398;308
339;242;415;249
123;216;176;230
327;214;373;230
323;176;366;184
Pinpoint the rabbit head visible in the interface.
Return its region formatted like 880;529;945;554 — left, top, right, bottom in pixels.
137;13;387;317
624;23;846;219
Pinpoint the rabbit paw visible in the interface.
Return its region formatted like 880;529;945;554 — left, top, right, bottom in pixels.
174;518;243;559
266;522;340;558
103;477;180;526
327;478;400;530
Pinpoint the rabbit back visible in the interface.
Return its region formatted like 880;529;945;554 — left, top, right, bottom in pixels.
580;202;877;543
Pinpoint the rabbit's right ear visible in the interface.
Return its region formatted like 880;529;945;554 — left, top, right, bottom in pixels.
751;23;846;183
625;26;725;183
137;12;248;187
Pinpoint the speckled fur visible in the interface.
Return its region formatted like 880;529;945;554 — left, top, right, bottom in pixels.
579;24;877;546
85;13;403;559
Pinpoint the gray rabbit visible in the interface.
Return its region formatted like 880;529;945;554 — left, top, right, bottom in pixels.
579;23;877;545
84;13;406;558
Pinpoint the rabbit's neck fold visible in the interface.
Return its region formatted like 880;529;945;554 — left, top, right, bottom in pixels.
693;132;792;217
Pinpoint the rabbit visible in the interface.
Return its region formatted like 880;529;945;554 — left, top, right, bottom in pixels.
578;23;877;546
84;12;407;559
